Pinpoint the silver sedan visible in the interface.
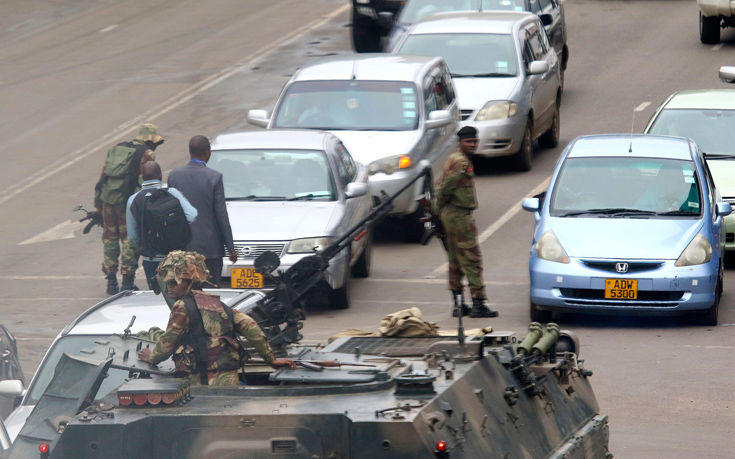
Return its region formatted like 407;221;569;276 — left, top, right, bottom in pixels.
208;130;372;309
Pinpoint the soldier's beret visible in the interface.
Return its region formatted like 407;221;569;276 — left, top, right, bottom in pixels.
456;126;478;139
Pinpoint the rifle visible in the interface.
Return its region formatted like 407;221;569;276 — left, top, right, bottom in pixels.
417;198;448;251
239;161;434;355
73;204;103;234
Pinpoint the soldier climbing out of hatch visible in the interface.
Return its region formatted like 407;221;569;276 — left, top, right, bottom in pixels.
138;250;295;386
434;126;499;318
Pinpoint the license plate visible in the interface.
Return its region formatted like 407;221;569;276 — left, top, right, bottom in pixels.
604;278;638;299
230;267;263;289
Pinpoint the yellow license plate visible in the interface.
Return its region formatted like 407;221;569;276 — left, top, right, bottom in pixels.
604;278;638;299
230;267;263;289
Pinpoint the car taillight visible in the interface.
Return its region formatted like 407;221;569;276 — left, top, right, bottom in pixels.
39;442;50;459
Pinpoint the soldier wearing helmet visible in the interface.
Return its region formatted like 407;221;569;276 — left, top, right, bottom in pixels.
138;251;295;386
95;123;165;295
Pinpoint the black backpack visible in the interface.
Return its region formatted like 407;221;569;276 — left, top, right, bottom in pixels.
143;189;192;254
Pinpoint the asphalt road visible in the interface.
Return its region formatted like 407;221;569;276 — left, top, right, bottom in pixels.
1;0;734;457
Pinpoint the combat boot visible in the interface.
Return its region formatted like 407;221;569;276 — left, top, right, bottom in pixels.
106;274;119;295
121;273;139;291
451;290;470;317
470;297;498;318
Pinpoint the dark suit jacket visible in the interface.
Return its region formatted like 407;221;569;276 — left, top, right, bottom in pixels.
168;161;234;259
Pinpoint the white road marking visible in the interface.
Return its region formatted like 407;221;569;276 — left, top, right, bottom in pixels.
430;177;551;277
634;101;651;112
365;278;525;286
18;220;79;245
0;297;102;301
712;43;724;51
682;344;735;349
0;4;350;208
0;275;101;280
353;298;498;306
99;24;119;33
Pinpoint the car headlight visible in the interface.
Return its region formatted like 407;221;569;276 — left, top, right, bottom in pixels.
474;101;518;121
535;231;569;263
368;155;412;175
287;237;334;254
675;234;712;266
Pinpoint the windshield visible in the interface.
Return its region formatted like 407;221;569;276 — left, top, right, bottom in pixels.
26;335;136;404
398;0;527;23
272;81;419;131
550;157;702;217
647;109;735;156
209;149;336;201
397;33;517;77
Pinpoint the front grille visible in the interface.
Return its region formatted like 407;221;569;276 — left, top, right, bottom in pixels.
330;337;458;357
232;241;286;259
460;109;474;121
560;288;684;302
580;260;664;274
484;139;511;150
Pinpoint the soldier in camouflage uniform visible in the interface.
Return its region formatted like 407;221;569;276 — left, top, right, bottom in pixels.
138;251;295;386
96;123;163;295
435;126;498;318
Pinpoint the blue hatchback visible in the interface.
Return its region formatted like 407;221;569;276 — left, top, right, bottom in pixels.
522;134;732;325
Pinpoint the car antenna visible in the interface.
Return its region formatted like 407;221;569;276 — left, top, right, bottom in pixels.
629;102;651;153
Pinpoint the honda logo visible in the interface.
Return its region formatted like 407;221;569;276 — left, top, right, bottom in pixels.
615;262;629;273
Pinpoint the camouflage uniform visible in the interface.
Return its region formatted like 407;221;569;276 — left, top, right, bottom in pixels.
97;124;160;278
147;251;275;386
435;150;485;299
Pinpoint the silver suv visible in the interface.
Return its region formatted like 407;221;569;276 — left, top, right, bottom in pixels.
248;54;460;241
393;12;562;171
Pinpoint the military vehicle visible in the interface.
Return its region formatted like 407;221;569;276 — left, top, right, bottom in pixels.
2;166;611;458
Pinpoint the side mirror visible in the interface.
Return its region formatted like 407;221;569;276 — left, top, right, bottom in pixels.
521;197;540;212
527;60;550;75
716;202;732;217
345;182;369;199
539;13;553;26
425;110;452;129
247;109;271;128
719;66;735;84
0;380;24;398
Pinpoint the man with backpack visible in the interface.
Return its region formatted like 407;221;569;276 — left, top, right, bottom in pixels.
127;161;198;290
96;123;165;294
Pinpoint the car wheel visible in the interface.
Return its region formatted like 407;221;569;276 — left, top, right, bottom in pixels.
330;261;351;309
539;100;560;149
351;229;372;278
404;175;433;243
694;267;721;326
699;12;720;44
513;121;533;172
352;11;381;52
530;300;553;322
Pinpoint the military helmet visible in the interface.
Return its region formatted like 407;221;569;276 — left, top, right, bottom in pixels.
156;250;210;285
135;123;164;143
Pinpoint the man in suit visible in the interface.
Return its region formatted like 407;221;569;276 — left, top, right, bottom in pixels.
168;135;238;287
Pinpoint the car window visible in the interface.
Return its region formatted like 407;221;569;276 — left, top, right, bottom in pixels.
528;0;542;13
647;109;735;156
481;0;526;11
702;158;717;213
209;149;336;201
526;27;547;59
398;33;518;77
538;0;553;11
550;157;702;217
334;141;357;185
272;80;419;131
440;67;456;105
423;76;438;117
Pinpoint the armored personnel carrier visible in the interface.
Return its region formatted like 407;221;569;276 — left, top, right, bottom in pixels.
3;168;610;458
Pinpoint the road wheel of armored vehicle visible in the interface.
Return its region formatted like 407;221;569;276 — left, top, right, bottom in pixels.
699;12;720;44
539;99;561;149
530;300;553;322
513;121;533;172
694;266;722;325
351;229;372;278
352;11;381;52
330;262;351;309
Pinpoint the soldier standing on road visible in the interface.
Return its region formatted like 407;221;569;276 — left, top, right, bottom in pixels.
95;123;164;295
435;126;498;318
167;135;238;287
138;251;294;386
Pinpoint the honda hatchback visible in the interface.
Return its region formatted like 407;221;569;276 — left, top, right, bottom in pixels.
522;134;731;325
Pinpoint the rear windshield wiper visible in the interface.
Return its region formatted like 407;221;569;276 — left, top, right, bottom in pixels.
287;193;331;201
558;208;656;217
655;210;699;216
703;153;735;160
450;72;515;78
